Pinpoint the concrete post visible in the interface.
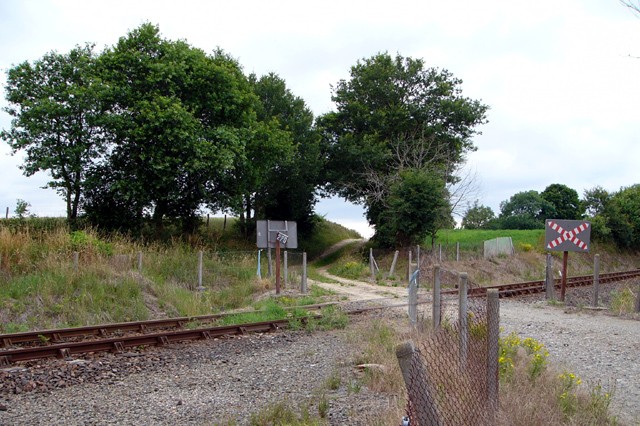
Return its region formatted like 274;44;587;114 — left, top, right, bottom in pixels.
458;272;468;368
439;244;442;263
389;250;399;277
197;250;205;291
408;251;413;282
416;245;421;288
284;250;288;287
73;251;79;272
370;248;375;279
433;265;441;329
396;341;443;426
456;242;460;262
408;272;418;326
137;251;143;273
487;289;500;422
301;252;308;294
545;254;555;300
592;254;600;307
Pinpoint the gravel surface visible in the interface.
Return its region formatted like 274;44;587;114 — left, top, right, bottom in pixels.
1;275;638;425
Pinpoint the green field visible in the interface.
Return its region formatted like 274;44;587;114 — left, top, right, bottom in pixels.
435;229;546;251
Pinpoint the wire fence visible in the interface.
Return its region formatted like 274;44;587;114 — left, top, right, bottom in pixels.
398;289;500;426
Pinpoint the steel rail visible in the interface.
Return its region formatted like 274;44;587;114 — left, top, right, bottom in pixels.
0;318;305;365
0;302;335;348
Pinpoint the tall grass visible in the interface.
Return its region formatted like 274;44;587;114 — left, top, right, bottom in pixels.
436;229;546;252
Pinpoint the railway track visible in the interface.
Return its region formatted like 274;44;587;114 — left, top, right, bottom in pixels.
1;269;638;365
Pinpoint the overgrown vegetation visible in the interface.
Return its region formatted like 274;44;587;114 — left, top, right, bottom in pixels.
0;217;349;332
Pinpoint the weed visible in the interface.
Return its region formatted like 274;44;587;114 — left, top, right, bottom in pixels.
317;393;329;418
325;370;341;390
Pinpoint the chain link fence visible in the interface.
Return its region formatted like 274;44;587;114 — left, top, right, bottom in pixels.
398;289;500;426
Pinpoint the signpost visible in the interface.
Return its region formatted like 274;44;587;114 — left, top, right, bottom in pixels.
544;219;591;301
256;220;297;295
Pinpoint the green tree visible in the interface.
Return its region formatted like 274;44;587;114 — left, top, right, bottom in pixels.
462;200;495;229
249;73;322;236
86;24;254;233
14;199;31;219
498;190;549;229
374;170;447;247
540;183;583;220
318;52;488;246
603;184;640;249
582;186;610;217
1;44;104;223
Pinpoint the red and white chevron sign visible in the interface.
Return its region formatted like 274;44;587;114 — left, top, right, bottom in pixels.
545;219;591;252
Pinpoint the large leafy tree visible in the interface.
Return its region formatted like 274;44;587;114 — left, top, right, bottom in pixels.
318;52;488;246
540;183;583;220
582;186;610;217
86;24;254;233
250;73;322;236
1;44;105;223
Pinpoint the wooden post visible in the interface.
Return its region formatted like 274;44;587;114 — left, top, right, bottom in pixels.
301;252;307;293
284;250;288;288
592;254;600;307
206;214;210;228
275;240;281;295
5;207;8;219
458;272;468;368
456;242;460;262
389;250;399;277
396;341;443;426
545;254;555;300
560;251;568;301
433;265;441;329
223;214;227;230
137;251;143;273
197;250;205;291
487;289;500;422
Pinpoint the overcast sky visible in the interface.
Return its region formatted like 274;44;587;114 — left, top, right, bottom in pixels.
1;0;639;238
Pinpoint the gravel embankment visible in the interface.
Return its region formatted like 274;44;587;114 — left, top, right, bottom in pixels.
1;280;638;425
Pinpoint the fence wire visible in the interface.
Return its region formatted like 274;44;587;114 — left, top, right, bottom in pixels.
402;297;497;426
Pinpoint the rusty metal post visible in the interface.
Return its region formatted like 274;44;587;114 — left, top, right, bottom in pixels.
396;341;443;426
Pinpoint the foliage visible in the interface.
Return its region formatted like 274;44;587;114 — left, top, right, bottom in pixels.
461;200;495;229
14;199;32;219
582;185;611;217
319;52;488;246
248;400;323;426
497;190;549;229
602;184;640;250
1;44;104;223
328;260;368;280
540;183;584;220
436;228;544;252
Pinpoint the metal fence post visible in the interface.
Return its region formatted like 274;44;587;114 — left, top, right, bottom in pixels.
267;248;272;278
416;245;421;287
635;282;640;313
458;272;468;368
592;254;600;307
487;289;500;422
433;265;441;329
396;341;443;426
370;248;375;279
301;252;308;294
408;250;413;281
